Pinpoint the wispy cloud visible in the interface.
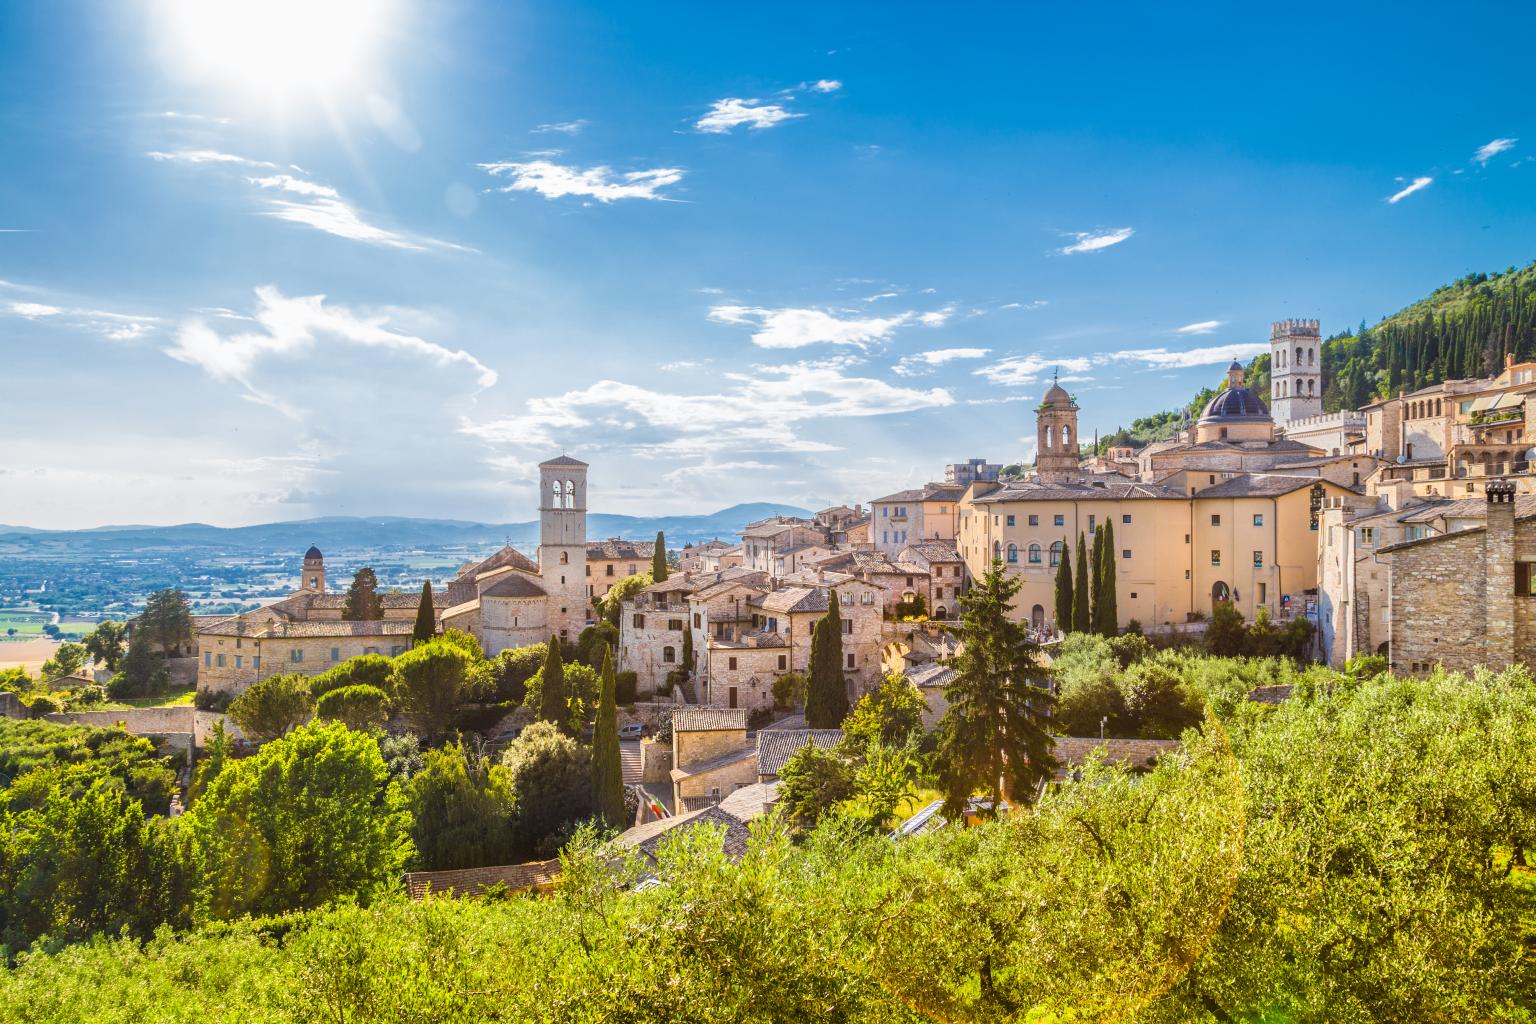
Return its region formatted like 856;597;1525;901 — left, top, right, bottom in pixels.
810;80;842;93
999;300;1048;311
894;348;990;376
462;358;953;458
695;98;800;134
166;287;497;418
1110;342;1267;368
1058;227;1134;254
532;120;589;135
3;296;161;341
1176;319;1226;335
1386;177;1433;203
479;160;684;202
707;304;947;349
147;149;276;168
1474;138;1517;164
158;111;233;125
974;354;1096;387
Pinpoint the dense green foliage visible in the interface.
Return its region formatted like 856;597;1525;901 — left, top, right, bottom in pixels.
314;684;391;732
389;639;471;739
935;560;1056;816
1053;536;1072;629
841;673;927;749
404;742;517;871
0;718;177;815
805;589;847;728
340;567;385;621
138;588;194;656
591;647;625;829
489;642;546;703
227;673;314;742
307;653;394;700
498;721;593;858
772;669;806;709
110;628;170;698
597;572;651;627
535;633;568;730
1094;521;1118;635
411;580;435;646
80;620;127;673
1072;533;1091;632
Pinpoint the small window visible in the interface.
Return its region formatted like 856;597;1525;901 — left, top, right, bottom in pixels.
1028;514;1039;526
291;649;304;664
1006;514;1016;527
1211;550;1222;566
693;613;701;627
628;565;638;576
1049;540;1064;567
778;655;787;671
234;655;242;669
846;653;855;669
1122;549;1131;559
1517;563;1536;595
842;618;853;635
728;657;738;670
204;652;211;667
252;656;260;670
216;653;226;668
663;646;675;663
559;551;569;564
1088;514;1096;533
1359;527;1375;546
1122;514;1131;524
330;647;339;661
1211;514;1221;526
1006;543;1018;564
1252;551;1264;568
669;618;684;631
1028;543;1041;564
1054;514;1065;527
606;564;615;577
365;646;378;656
1252;514;1263;526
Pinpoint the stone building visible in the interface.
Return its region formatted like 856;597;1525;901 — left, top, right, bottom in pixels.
1035;377;1081;483
669;708;756;810
1269;319;1324;427
586;537;656;601
869;481;967;557
1379;480;1535;674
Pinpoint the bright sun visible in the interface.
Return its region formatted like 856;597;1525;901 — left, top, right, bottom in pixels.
157;0;398;102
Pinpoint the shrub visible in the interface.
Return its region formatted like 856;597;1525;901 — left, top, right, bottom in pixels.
614;670;638;705
308;654;394;700
772;671;807;709
194;688;234;712
314;685;391;732
747;706;775;731
405;742;517;871
66;684;108;708
498;721;593;858
227;674;314;743
489;644;546;703
21;693;64;716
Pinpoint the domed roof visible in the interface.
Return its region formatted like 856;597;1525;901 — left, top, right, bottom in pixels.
304;545;324;561
1198;386;1271;424
1042;381;1073;406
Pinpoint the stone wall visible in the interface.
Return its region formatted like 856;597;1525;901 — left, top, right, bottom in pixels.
674;726;749;771
640;738;673;784
198;631;409;696
1387;528;1488;673
45;706;197;755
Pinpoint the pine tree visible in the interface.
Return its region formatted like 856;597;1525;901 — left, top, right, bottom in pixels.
1095;520;1118;635
1072;533;1092;633
537;634;569;733
934;560;1057;817
341;568;385;621
1052;538;1073;632
412;581;436;646
592;645;626;829
651;531;669;582
805;589;848;728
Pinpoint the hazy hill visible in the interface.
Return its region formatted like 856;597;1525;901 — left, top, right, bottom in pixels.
0;502;812;554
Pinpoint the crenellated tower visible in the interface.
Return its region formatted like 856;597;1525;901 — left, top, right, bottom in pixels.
1270;318;1323;427
537;455;590;640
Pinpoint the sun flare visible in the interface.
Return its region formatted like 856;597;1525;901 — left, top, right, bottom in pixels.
156;0;398;102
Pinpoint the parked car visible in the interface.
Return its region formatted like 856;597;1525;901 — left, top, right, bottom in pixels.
619;722;644;740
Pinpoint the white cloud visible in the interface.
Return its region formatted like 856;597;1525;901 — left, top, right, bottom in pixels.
811;80;842;93
707;305;944;349
974;354;1095;387
463;359;953;458
8;301;62;318
1058;227;1134;254
1386;177;1433;204
695;98;800;133
1110;342;1268;369
479;160;684;202
999;300;1048;311
4;297;160;340
1176;319;1226;335
532;120;588;135
248;174;339;198
147;149;275;168
166;286;497;417
661;359;705;371
894;348;990;376
1474;138;1517;164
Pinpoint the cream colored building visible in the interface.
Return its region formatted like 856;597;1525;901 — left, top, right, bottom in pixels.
869;482;966;557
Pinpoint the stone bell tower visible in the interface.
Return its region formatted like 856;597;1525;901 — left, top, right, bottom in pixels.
1035;373;1082;483
300;545;325;593
1270;318;1323;427
538;455;589;640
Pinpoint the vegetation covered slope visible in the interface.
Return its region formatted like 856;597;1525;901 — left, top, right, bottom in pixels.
3;661;1533;1023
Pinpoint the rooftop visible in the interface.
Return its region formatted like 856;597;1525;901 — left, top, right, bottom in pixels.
617;805;752;862
756;728;844;777
403;859;560;900
672;707;749;733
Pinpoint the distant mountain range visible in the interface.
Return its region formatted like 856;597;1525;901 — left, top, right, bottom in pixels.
0;503;813;554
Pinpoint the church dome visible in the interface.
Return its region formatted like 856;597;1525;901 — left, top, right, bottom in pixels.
1042;381;1074;406
1198;386;1271;424
304;545;324;561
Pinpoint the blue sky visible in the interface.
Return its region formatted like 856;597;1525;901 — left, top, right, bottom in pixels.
1;1;1532;528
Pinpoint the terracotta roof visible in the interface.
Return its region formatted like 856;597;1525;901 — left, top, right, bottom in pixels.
900;541;963;563
871;482;966;505
906;663;954;689
456;544;538;580
404;859;560;900
717;781;781;822
199;615;415;639
479;574;548;599
1195;475;1332;498
618;805;751;862
756;729;844;777
279;591;440;612
670;745;755;782
588;538;656;560
971;480;1185;503
672;708;748;733
1050;737;1181;781
540;454;588;467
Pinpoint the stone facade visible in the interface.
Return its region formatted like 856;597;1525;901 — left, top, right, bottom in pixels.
1270;319;1324;426
198;619;416;695
1381;480;1532;674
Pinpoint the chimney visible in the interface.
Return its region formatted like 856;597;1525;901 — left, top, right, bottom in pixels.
1485;479;1517;667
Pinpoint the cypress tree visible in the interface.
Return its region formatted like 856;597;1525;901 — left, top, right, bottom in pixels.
1072;533;1092;634
806;589;848;728
681;623;695;676
592;645;626;829
1053;538;1073;632
1090;524;1104;606
1095;520;1119;635
651;531;669;582
411;580;435;646
537;633;569;733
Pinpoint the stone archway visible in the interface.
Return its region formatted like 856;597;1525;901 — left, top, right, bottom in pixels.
1211;581;1230;610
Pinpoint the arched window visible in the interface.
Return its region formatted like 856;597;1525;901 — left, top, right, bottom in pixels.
1028;543;1042;564
662;646;676;663
1295;346;1303;364
1308;347;1315;366
1044;425;1054;450
562;480;576;509
559;551;569;564
1006;543;1018;563
551;479;562;505
1307;379;1315;395
992;540;1001;561
1049;540;1064;567
1062;424;1073;448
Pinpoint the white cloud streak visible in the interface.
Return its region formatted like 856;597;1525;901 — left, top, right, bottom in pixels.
1474;138;1517;164
707;304;947;349
1176;319;1226;335
695;98;800;133
478;160;684;202
1387;177;1433;203
894;348;991;376
147;149;275;168
1109;342;1268;368
532;120;589;135
1058;227;1134;254
4;297;161;341
974;354;1096;387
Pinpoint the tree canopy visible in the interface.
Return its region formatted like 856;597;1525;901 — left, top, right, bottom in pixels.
341;568;385;621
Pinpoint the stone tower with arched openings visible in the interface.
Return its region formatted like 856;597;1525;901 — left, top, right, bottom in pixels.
1270;318;1323;427
1036;375;1082;483
538;454;589;640
300;545;325;594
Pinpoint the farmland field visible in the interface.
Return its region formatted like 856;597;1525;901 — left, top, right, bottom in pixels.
0;609;50;636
